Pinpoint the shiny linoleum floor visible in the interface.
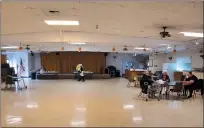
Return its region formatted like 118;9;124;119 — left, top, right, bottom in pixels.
1;78;203;127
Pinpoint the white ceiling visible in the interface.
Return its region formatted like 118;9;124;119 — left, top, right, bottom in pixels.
1;0;203;53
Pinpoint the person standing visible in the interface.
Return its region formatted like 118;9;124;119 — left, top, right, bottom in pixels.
76;64;85;82
80;64;85;82
76;64;81;81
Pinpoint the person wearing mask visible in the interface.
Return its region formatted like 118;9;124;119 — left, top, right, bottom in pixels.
183;71;198;99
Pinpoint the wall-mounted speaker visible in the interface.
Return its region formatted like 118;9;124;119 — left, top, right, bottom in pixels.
113;56;117;59
104;53;108;56
56;52;60;55
30;51;34;56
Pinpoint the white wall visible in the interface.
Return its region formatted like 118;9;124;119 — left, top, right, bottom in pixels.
2;52;42;77
149;49;203;73
106;53;148;75
164;50;203;69
149;54;166;73
3;51;29;77
29;53;41;71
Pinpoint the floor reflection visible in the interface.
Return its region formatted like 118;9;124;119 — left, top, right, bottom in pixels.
168;101;182;109
14;101;39;109
7;115;23;125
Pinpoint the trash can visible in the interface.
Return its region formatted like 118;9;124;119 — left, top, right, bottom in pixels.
31;72;36;80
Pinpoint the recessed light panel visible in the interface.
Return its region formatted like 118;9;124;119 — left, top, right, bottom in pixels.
44;20;79;26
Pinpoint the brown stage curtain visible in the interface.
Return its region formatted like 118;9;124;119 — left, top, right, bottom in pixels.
41;52;106;73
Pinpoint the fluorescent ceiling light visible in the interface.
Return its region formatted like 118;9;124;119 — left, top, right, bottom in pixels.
134;47;150;50
71;120;85;126
70;42;86;45
1;46;18;49
26;102;39;109
44;20;79;25
123;104;135;109
76;107;86;112
180;32;203;37
132;117;143;121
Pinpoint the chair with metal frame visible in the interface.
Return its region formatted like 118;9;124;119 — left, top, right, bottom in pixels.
127;75;136;87
169;82;185;101
138;80;160;101
4;75;27;90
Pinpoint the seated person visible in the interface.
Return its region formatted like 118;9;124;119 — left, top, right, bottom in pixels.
160;71;170;83
140;71;154;95
160;71;170;95
40;66;46;74
183;71;198;99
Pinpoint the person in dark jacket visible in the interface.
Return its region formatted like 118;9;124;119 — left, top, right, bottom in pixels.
183;71;198;99
140;71;154;97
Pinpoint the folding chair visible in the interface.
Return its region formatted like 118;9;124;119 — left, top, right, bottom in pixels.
127;75;135;87
169;82;184;101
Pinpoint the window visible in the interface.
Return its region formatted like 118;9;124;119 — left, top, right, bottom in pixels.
126;62;129;67
176;57;192;71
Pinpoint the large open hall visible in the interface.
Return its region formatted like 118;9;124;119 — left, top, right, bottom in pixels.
1;0;203;127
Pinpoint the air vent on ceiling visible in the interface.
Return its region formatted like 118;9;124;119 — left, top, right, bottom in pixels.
41;8;60;16
49;10;60;15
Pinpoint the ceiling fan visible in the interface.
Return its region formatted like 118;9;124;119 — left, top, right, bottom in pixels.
160;26;171;38
144;24;182;39
25;45;31;51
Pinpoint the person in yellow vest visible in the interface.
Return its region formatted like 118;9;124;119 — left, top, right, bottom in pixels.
76;64;81;81
76;64;81;72
80;64;85;82
76;64;85;82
